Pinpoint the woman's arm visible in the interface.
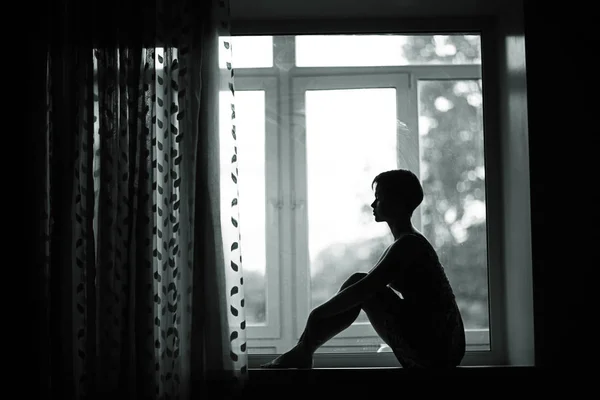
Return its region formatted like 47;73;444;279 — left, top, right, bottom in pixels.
312;235;422;319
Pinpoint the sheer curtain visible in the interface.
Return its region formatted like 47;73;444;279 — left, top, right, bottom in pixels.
33;0;247;398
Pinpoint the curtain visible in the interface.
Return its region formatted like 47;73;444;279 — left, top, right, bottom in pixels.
32;0;247;398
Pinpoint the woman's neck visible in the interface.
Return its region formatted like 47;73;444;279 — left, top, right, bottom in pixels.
387;218;416;240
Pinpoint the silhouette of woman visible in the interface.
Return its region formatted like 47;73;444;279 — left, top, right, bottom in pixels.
261;169;466;369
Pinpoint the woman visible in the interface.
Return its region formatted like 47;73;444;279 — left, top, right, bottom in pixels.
261;169;466;368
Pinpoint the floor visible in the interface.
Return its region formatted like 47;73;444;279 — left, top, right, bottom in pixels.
242;366;546;397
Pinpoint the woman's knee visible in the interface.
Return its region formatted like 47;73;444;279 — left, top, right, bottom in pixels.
340;272;367;290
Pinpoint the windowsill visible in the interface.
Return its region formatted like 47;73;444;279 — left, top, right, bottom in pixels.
248;365;538;373
244;366;544;393
247;347;501;369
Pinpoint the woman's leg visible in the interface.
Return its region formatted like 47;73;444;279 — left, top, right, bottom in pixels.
359;286;422;368
297;272;368;353
261;271;462;369
260;272;367;368
362;290;464;368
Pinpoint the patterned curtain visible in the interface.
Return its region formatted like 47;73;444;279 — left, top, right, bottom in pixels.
33;0;247;398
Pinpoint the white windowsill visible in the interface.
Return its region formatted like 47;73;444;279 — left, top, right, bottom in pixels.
248;349;500;369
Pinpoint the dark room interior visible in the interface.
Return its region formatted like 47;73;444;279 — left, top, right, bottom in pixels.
26;0;591;397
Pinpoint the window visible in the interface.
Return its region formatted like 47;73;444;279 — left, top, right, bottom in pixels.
219;35;495;367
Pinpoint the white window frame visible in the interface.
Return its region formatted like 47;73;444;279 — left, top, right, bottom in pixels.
291;73;412;345
224;35;504;367
221;76;282;341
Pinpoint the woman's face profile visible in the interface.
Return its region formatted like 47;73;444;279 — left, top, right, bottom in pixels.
371;182;404;223
371;183;386;222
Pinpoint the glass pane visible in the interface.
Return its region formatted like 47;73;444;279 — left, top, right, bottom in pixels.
306;88;397;327
219;90;267;325
418;79;490;347
219;36;273;69
295;34;481;67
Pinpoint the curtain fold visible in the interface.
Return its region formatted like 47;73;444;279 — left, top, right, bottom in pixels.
190;0;248;393
34;0;247;398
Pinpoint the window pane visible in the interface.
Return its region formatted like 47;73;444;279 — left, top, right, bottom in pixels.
418;79;490;346
219;90;267;325
306;88;397;327
295;34;481;67
219;36;273;69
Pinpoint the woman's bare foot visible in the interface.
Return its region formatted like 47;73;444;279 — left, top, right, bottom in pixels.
260;345;313;369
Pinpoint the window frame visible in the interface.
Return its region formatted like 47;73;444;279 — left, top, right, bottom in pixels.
220;76;282;340
291;72;412;343
224;33;506;367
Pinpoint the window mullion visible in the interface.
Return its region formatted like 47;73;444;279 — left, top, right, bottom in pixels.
290;77;310;344
405;72;422;231
263;77;283;341
273;35;298;353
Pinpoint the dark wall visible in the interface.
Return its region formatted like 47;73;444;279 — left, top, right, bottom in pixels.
524;0;590;368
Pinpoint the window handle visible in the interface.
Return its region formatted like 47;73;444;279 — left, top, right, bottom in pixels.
270;198;283;209
291;199;305;210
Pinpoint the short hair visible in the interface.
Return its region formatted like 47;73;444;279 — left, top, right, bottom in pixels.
372;169;424;215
